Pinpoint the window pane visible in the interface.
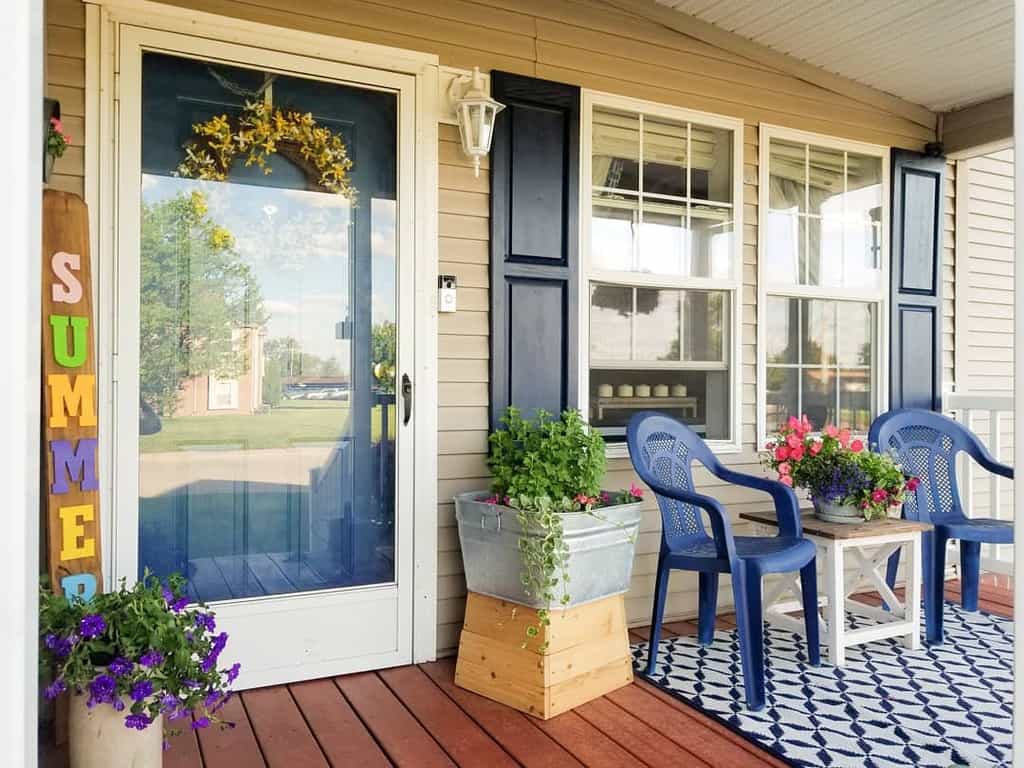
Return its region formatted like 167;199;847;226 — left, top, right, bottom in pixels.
801;367;836;429
765;296;798;364
591;200;636;271
638;200;687;274
836;301;874;366
845;152;883;289
839;369;872;432
690;203;733;279
643;116;686;198
683;291;726;361
765;367;798;430
593;109;639;193
589;284;633;360
765;211;803;285
808;145;844;217
693;124;732;203
846;152;883;220
769;139;806;213
808;215;844;287
802;299;835;365
634;289;680;361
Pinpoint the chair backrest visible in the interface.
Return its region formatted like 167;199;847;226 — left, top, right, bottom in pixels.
869;408;972;524
627;412;721;550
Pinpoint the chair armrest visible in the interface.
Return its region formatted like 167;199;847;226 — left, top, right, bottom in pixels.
714;466;803;538
643;477;737;562
974;451;1015;480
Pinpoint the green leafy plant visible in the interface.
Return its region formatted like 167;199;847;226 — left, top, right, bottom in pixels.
39;573;239;744
761;415;919;520
485;408;643;644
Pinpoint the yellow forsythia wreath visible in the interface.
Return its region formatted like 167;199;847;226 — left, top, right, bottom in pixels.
177;100;356;201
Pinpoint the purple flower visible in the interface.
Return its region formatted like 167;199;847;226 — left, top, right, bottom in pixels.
159;694;177;713
226;662;241;684
168;708;188;721
87;674;117;707
108;657;133;677
44;633;76;658
124;713;151;730
139;650;164;668
171;596;189;612
130;680;154;702
194;613;216;633
113;698;125;712
43;679;67;700
79;614;106;639
201;632;230;672
192;716;211;730
183;679;200;690
204;691;221;709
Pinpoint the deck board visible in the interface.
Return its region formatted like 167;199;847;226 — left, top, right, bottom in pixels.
575;696;711;767
241;686;327;768
531;710;642;767
194;693;266;768
289;679;392;768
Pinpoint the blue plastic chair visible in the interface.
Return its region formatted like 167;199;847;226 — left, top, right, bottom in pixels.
627;412;820;711
869;408;1014;644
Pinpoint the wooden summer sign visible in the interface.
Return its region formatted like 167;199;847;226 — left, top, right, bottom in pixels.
42;189;102;600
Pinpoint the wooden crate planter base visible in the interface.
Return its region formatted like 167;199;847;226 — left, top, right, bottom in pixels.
454;591;634;719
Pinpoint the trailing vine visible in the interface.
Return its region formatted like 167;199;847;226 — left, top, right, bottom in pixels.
177;100;356;201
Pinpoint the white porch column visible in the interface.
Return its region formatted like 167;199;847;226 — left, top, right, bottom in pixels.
1015;0;1023;760
0;0;43;766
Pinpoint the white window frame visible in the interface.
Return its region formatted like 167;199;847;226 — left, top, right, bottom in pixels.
756;124;891;448
580;90;745;455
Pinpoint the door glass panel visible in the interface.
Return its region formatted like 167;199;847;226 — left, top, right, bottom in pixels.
137;52;398;601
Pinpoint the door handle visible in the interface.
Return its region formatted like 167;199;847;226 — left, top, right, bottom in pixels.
401;373;412;426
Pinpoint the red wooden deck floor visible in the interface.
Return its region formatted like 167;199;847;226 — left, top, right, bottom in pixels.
47;576;1013;768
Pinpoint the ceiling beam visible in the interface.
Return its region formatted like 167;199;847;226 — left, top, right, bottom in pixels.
598;0;937;132
942;94;1013;157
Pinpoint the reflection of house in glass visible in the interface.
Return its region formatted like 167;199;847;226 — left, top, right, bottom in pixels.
174;327;266;416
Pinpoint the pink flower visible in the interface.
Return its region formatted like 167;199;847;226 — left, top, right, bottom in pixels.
801;414;813;432
860;501;869;509
50;116;63;132
503;495;510;505
628;483;645;499
850;439;864;453
786;433;801;449
482;495;498;504
600;491;610;502
777;462;791;475
838;429;851;448
871;488;888;503
774;445;790;461
809;440;823;456
824;425;839;439
787;416;801;431
574;493;591;505
779;475;793;487
789;444;805;461
905;477;921;492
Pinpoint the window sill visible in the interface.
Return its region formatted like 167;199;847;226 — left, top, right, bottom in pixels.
604;440;743;460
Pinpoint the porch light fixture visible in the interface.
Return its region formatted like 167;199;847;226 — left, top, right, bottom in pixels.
453;67;504;177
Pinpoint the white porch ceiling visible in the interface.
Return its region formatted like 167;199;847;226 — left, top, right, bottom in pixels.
656;0;1013;113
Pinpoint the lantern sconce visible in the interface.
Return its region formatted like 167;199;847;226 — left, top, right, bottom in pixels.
447;67;504;178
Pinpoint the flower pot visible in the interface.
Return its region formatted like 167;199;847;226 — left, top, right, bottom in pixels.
812;497;865;525
68;694;163;768
44;153;56;184
454;491;642;608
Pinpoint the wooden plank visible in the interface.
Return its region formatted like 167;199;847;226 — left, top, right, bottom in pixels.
740;510;932;539
213;555;267;599
266;552;327;591
336;672;456;767
245;552;298;595
289;679;391;768
531;709;642;768
163;723;203;768
574;696;710;767
196;693;266;768
188;557;233;603
421;660;585;768
241;687;327;768
379;666;518;767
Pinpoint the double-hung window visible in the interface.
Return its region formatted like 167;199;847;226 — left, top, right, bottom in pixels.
759;125;888;441
582;93;743;450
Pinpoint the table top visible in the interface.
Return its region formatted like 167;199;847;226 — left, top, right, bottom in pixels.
738;510;932;540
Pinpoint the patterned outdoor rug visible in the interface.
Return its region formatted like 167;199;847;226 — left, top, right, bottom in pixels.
633;603;1013;767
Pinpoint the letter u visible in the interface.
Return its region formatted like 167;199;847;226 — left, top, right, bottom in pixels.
50;315;89;368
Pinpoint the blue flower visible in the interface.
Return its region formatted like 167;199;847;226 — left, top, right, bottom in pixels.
87;674;117;707
79;614;106;639
194;613;216;633
226;662;241;684
45;632;76;658
108;657;133;677
192;716;211;730
124;713;151;731
159;694;177;713
43;679;67;700
139;649;164;668
130;680;154;702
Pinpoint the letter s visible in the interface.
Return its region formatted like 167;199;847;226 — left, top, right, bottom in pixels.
51;251;83;304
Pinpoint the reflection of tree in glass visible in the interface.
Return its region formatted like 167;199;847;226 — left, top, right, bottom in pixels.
140;190;265;415
372;321;397;394
263;336;343;380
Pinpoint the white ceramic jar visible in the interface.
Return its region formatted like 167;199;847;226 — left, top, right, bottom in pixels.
617;384;634;398
635;384;651;397
653;384;669;397
68;694;163;768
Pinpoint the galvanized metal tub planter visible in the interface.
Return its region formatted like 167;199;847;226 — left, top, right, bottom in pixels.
812;497;865;525
454;491;643;608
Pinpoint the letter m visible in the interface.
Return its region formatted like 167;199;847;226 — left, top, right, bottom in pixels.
48;374;96;428
51;438;99;494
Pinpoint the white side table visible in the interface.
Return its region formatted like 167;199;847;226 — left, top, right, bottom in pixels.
739;511;931;667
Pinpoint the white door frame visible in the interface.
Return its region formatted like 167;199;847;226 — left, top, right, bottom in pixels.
86;1;439;682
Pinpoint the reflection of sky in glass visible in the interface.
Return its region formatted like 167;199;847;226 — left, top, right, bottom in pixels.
141;175;397;368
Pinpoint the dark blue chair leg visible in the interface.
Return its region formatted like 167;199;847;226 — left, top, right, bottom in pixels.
924;531;948;645
646;554;671;676
731;563;765;711
960;540;981;611
883;549;901;611
799;560;820;666
697;571;719;645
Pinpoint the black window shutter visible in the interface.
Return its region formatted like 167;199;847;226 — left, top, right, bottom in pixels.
489;72;580;430
889;149;945;411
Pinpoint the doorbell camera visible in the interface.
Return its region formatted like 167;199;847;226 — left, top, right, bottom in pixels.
438;274;457;313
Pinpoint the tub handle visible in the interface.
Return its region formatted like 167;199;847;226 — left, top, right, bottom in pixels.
481;512;502;533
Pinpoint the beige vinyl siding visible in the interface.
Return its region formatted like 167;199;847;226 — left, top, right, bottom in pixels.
49;0;941;655
957;149;1014;530
943;160;957;390
46;0;87;197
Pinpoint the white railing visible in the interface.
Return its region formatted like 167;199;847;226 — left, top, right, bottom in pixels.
945;392;1015;574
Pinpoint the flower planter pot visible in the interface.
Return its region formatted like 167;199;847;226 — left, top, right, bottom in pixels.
812;498;865;525
68;694;163;768
453;491;643;608
454;491;642;718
